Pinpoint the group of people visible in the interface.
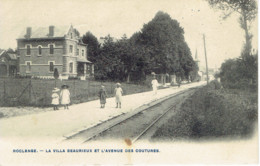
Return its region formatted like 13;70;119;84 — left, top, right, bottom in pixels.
51;83;123;110
51;75;159;110
51;84;71;110
98;83;123;109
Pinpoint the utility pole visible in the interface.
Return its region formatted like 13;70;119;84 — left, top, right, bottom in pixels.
203;34;209;85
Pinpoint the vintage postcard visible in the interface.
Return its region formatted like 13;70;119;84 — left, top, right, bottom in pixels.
0;0;258;165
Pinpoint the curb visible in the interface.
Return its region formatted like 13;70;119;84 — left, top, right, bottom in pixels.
62;86;201;141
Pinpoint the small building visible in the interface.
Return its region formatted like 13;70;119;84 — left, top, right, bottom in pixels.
0;50;18;77
17;25;94;79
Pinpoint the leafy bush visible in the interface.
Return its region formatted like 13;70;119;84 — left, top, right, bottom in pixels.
219;53;257;90
208;80;221;90
152;86;257;140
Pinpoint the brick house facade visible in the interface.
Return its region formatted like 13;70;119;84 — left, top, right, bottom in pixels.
17;25;93;79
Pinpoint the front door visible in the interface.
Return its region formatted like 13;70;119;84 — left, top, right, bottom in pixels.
77;62;84;76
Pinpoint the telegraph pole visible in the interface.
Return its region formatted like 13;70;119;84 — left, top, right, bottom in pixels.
203;34;209;85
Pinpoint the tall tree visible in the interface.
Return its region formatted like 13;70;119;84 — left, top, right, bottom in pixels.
207;0;257;56
135;11;197;80
82;31;100;63
96;35;121;80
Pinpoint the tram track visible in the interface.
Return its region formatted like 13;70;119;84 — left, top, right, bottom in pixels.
66;87;200;144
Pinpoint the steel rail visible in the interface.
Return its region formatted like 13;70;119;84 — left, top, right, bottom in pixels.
131;104;175;143
81;88;196;143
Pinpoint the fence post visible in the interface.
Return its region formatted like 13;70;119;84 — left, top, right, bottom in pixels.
29;79;32;103
111;82;113;95
3;80;6;102
73;79;76;97
44;83;47;106
88;80;90;100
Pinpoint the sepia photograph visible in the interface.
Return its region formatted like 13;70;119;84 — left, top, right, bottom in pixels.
0;0;258;165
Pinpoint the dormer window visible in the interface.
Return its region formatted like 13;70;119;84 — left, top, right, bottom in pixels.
70;33;73;39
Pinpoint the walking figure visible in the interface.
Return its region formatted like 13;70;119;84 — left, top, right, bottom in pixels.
99;85;107;108
60;84;70;109
151;75;158;95
114;83;123;108
51;87;60;110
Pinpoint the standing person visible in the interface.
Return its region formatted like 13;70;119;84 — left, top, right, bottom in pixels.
151;75;158;95
51;87;60;110
98;85;107;108
60;84;70;110
114;83;123;108
177;77;181;88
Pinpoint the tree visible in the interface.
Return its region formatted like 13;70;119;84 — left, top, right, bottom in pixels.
219;53;257;89
133;11;198;80
74;29;80;37
138;11;185;74
94;35;119;80
207;0;257;56
89;11;199;82
208;0;258;90
6;48;15;53
82;31;100;63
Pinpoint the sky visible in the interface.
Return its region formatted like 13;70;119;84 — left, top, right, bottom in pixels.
0;0;258;69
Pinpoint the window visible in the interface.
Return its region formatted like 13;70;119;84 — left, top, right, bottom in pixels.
26;62;31;72
77;48;79;56
69;45;73;54
70;33;73;39
49;62;54;72
82;50;84;57
87;65;90;70
26;45;31;55
69;62;73;73
38;46;42;55
50;44;54;54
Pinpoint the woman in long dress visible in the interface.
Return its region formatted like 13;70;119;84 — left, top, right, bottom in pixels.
114;83;123;108
99;85;107;108
60;84;70;109
151;75;158;95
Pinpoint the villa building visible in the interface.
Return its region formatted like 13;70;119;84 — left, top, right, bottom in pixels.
17;25;93;79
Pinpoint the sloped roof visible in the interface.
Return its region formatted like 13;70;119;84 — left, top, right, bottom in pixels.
77;59;92;63
0;51;17;60
7;53;17;60
0;49;5;56
18;26;70;39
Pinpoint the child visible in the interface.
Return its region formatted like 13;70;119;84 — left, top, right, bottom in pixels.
60;84;70;109
114;83;123;108
51;87;60;110
98;85;107;108
151;75;158;95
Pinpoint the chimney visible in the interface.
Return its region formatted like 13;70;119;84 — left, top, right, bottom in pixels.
26;27;32;38
49;25;54;37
